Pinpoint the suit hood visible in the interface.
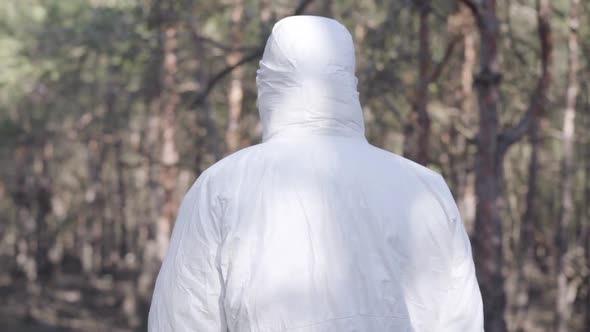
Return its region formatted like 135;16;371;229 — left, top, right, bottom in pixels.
256;15;365;141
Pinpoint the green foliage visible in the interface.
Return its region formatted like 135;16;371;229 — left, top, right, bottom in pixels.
0;0;589;330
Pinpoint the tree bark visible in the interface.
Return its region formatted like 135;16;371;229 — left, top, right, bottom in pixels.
584;84;590;332
404;0;431;166
84;137;107;274
473;20;507;332
225;0;245;154
461;1;508;330
259;0;272;38
515;1;552;330
34;142;53;279
138;0;181;305
415;0;431;166
458;10;477;232
556;0;579;331
114;135;129;263
158;24;180;259
308;0;332;16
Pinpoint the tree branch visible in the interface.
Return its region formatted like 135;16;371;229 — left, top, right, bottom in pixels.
294;0;314;15
498;0;552;156
498;106;531;155
459;0;480;18
189;0;315;107
459;0;483;25
192;34;258;53
428;36;461;82
191;50;264;106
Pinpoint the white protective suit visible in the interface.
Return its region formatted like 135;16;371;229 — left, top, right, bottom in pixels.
148;15;484;332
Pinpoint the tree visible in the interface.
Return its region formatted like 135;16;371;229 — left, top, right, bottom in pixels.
556;0;580;330
1;0;590;330
403;0;432;166
515;1;553;329
459;0;541;329
225;0;245;154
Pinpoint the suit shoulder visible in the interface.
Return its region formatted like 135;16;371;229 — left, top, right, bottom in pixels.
185;143;266;209
367;145;444;181
369;146;458;222
199;143;265;179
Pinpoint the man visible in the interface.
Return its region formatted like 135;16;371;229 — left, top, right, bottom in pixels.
149;15;483;332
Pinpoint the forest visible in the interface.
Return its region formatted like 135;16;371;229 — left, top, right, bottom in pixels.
0;0;589;331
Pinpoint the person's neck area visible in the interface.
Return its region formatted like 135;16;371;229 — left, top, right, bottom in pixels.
262;117;366;142
258;73;366;142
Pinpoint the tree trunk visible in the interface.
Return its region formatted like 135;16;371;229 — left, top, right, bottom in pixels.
158;24;180;259
102;86;119;271
225;0;245;154
556;0;579;330
515;1;552;330
404;0;431;166
190;19;219;172
259;0;272;38
466;1;508;330
415;1;431;166
34;142;53;279
584;86;590;332
308;0;332;17
583;83;590;332
83;136;107;275
114;135;129;263
138;0;181;307
457;5;477;233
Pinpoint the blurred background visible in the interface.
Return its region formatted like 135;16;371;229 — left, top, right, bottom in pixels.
0;0;588;331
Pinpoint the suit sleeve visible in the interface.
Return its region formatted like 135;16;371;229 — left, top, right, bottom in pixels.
434;176;484;332
148;173;227;332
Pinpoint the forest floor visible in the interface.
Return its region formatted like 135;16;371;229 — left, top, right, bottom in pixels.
0;268;587;331
0;273;147;332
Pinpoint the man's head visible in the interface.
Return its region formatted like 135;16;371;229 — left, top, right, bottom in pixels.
256;16;364;141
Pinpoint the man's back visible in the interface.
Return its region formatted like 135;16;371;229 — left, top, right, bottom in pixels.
148;15;483;332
